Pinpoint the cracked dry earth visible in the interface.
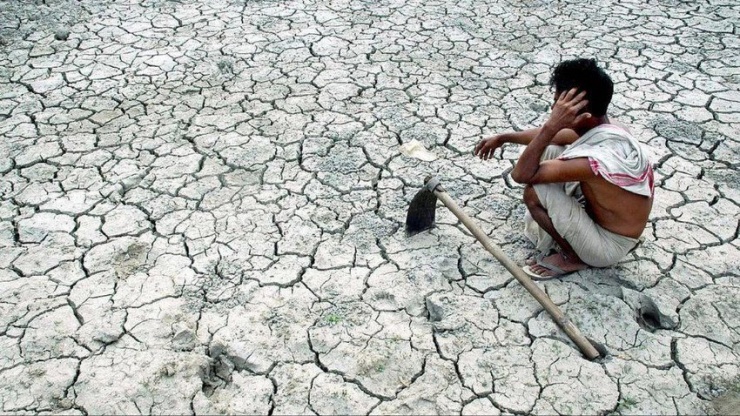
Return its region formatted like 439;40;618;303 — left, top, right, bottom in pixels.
0;0;739;414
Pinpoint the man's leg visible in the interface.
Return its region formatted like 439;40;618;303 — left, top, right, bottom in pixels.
522;145;578;256
523;184;588;276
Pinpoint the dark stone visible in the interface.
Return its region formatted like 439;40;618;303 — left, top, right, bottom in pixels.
426;297;445;322
636;295;677;331
54;29;70;41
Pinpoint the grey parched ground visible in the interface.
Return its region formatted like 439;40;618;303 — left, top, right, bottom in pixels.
0;0;739;414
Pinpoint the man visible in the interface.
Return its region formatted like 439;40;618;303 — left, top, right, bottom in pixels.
474;58;653;279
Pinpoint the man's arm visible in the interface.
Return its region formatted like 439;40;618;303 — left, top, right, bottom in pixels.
510;124;561;183
511;89;591;183
502;127;580;146
514;157;595;184
474;128;579;160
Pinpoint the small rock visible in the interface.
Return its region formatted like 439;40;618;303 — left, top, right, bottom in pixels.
426;296;445;322
172;323;196;351
214;356;235;381
54;29;70;41
92;330;121;345
208;341;227;359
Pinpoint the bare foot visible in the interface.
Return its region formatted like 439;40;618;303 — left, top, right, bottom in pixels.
525;252;589;279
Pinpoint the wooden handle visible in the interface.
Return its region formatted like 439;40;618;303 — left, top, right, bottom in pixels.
434;188;600;359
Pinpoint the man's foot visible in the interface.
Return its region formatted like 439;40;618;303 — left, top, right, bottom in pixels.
522;252;589;280
524;250;556;266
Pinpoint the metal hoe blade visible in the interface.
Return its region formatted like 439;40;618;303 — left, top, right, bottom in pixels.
405;177;440;235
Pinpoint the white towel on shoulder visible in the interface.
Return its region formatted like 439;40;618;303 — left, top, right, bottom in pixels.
559;124;654;197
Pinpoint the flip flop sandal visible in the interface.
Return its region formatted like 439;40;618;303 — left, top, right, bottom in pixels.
522;256;571;281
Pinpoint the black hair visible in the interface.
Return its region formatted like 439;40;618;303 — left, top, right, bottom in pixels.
549;58;613;117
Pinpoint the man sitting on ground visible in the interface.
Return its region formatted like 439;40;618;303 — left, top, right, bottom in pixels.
474;58;653;279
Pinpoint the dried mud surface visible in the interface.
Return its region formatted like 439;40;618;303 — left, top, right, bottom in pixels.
0;0;738;414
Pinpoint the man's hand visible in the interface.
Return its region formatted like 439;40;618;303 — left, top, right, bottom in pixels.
546;88;591;131
474;135;504;160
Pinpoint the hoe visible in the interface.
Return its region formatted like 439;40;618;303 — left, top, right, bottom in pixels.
406;176;601;360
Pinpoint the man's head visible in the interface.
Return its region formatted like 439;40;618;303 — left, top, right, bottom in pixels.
549;58;613;117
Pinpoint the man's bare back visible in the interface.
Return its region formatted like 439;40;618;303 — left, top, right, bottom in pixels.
580;175;652;239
